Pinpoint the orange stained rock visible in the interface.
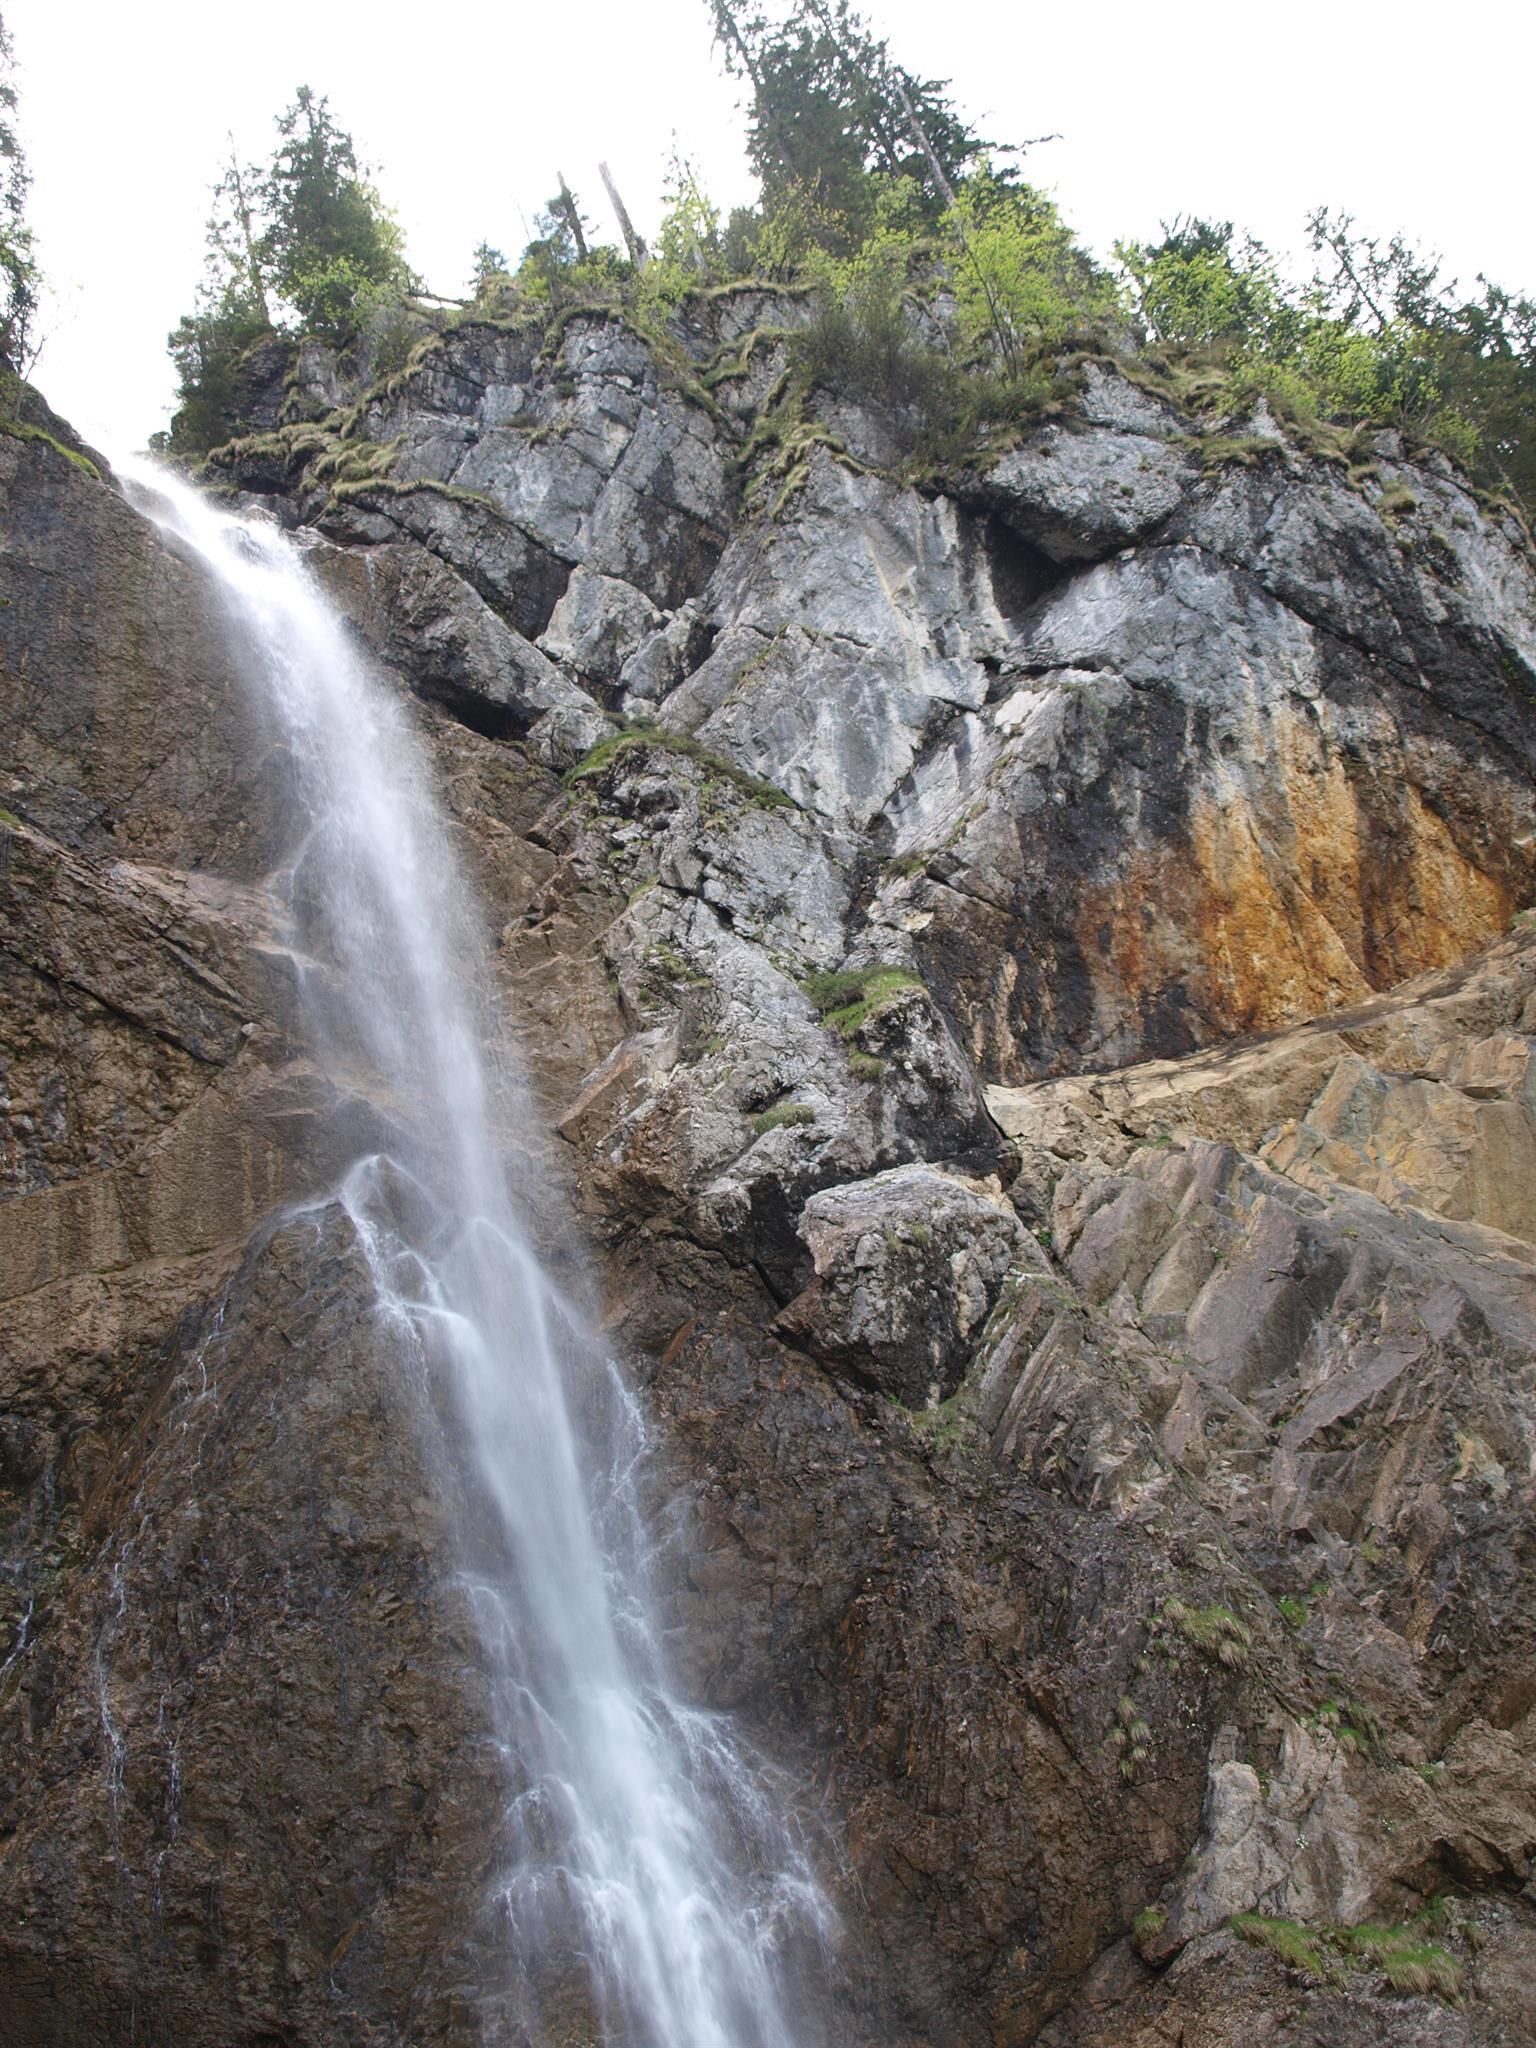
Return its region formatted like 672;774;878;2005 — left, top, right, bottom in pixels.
1077;739;1519;1058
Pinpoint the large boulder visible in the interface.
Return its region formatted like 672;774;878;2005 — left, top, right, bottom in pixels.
777;1162;1027;1403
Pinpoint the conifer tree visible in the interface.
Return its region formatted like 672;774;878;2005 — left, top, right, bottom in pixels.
262;87;409;341
706;0;986;246
0;9;39;386
165;87;412;452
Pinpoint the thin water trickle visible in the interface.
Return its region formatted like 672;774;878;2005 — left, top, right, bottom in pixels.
122;462;832;2046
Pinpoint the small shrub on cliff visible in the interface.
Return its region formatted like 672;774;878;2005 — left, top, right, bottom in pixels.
899;1391;975;1455
1130;1905;1167;1953
1304;1695;1383;1755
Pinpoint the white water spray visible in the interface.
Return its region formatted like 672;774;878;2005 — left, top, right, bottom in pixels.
124;464;832;2047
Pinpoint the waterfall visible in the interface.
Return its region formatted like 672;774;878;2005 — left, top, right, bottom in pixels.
122;462;832;2047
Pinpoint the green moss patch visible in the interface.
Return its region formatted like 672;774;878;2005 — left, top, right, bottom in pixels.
0;418;100;477
567;727;796;812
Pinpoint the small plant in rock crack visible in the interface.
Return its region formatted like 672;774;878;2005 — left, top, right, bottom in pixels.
1110;1693;1153;1781
899;1391;976;1456
1304;1696;1384;1756
751;1102;817;1137
1130;1904;1167;1953
1152;1596;1253;1670
1275;1581;1326;1631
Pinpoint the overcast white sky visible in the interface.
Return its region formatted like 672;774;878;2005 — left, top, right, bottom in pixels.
10;0;1534;451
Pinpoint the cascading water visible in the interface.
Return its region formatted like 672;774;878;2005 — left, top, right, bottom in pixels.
123;461;833;2047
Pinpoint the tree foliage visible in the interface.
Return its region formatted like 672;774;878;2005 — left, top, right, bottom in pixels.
0;9;38;391
165;87;410;453
1117;211;1536;510
262;87;408;337
159;7;1533;527
707;0;988;252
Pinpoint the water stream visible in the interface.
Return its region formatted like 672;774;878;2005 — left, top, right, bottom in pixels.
124;463;830;2047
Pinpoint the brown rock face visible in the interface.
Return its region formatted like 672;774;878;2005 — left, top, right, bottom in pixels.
4;319;1536;2048
2;1215;509;2048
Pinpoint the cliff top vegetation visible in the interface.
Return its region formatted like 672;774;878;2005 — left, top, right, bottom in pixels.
161;0;1535;523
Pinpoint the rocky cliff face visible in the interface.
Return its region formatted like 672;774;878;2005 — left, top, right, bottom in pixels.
3;297;1535;2048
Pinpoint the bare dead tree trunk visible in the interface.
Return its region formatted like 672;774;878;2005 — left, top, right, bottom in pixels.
890;72;1019;372
224;138;271;325
599;162;649;271
555;173;589;262
889;73;958;210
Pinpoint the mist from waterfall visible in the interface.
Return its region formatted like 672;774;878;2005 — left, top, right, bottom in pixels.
123;461;832;2048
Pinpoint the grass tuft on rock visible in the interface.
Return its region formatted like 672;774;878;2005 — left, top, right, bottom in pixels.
1232;1907;1467;2002
1341;1923;1463;1996
1157;1598;1254;1669
1231;1914;1337;1982
751;1102;817;1137
567;727;796;812
897;1391;975;1455
801;964;923;1040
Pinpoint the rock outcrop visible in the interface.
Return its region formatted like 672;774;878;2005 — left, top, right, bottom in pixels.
4;299;1536;2048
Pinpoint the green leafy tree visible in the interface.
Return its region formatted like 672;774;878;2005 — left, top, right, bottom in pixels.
1306;211;1536;508
162;143;281;452
1116;218;1293;352
163;298;274;454
635;150;727;304
947;166;1116;366
1116;207;1535;515
514;180;630;309
470;240;510;297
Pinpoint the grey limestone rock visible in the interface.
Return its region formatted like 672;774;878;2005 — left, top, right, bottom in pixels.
312;539;610;764
661;450;1038;828
363;314;734;611
970;420;1195;563
777;1163;1026;1403
538;564;666;689
326;480;573;643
